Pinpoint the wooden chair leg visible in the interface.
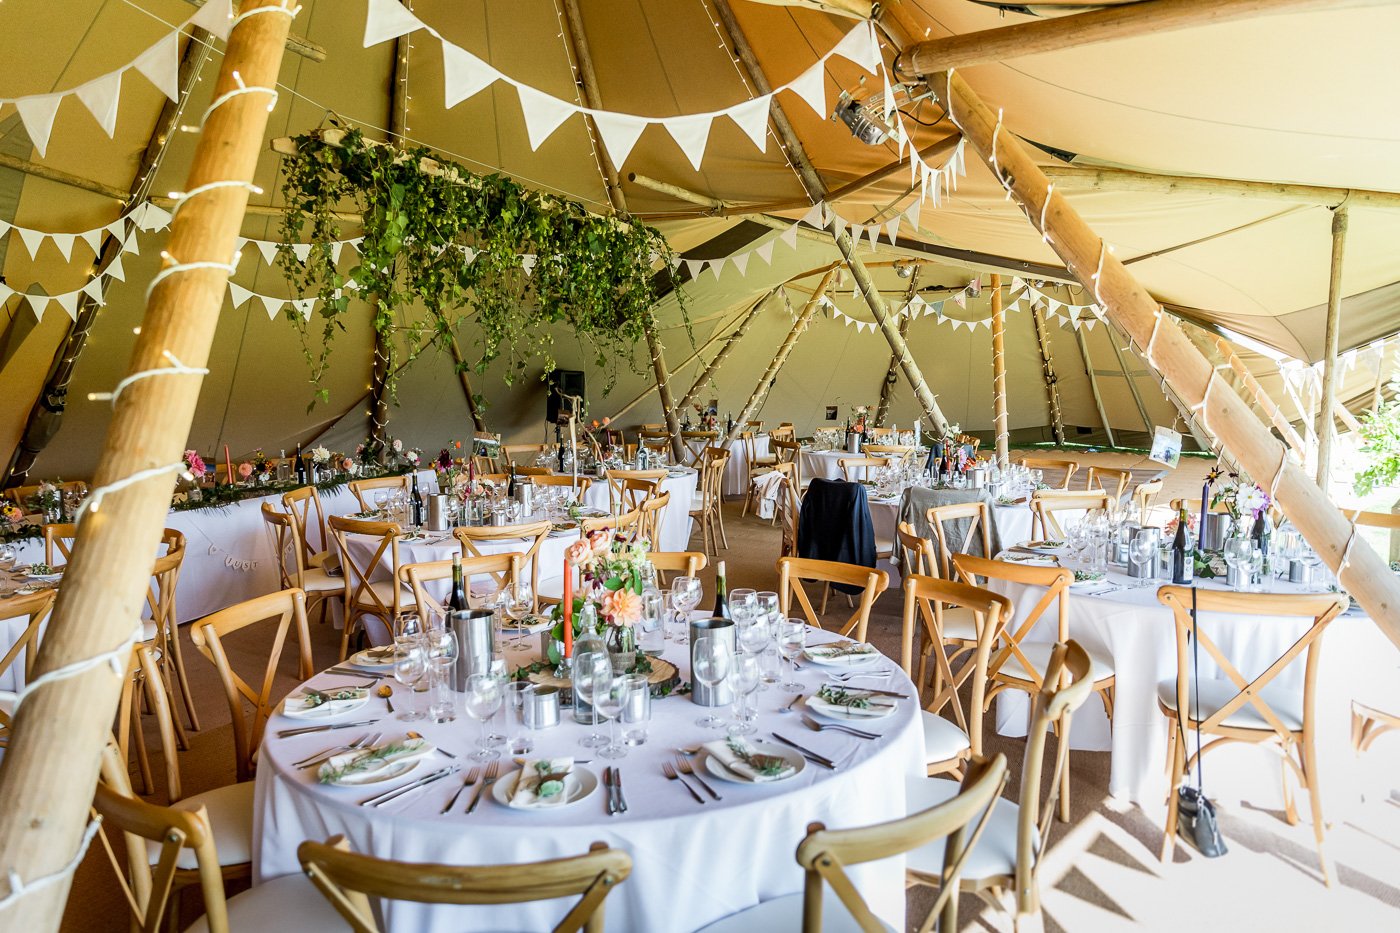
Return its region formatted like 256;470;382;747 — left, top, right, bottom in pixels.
165;623;201;732
338;609;356;662
152;649;189;752
1280;755;1299;825
1161;722;1185;862
1301;738;1331;886
715;502;729;549
129;681;154;795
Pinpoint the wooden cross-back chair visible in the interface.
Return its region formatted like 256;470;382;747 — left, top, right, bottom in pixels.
1132;479;1165;526
1018;457;1079;489
532;473;593;496
904;642;1095;931
689;452;729;555
147;528;199;735
1156;587;1347;883
774;462;801;558
1030;491;1112;539
299;836;633;933
638;429;672;455
188;588;315;783
837;456;890;482
698;755;1009;933
515;465;552;478
43;521;76;567
951;553;1116;819
580;508;641;535
1085;465;1132;501
768;424;795;442
770;438;802;487
648;550;707;586
328;515;414;658
1352;701;1400;754
637;490;670;546
863;444;915;466
262;504;343;627
0;588;55;748
282;485;331;568
116;642;181;799
348;475;411;512
6;479;88;506
895;523;977;712
454;520;553;601
681;431;718;467
604;470;664;513
404;553;524;617
776;556;888;643
502;444;546;465
901;574;1012;780
926;501;993;581
865;426;894;439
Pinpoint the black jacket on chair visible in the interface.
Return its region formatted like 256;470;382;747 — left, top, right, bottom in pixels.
797;478;875;594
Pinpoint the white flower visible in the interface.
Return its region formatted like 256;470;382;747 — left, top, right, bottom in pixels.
392;438;403;452
310;446;331;463
405;450;420;465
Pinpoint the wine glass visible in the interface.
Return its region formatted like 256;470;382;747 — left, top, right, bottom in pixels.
778;619;806;692
1247;546;1266;593
594;675;630;759
755;591;780;626
737;612;769;657
574;650;613;748
1129;534;1156;577
669;576;702;642
1223;536;1252;591
463;673;502;762
730;588;757;623
392;635;426;722
373;491;391;516
729;653;761;736
503;580;534;649
692;635;733;729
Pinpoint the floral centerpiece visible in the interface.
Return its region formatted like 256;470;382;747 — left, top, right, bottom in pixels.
1211;476;1272;524
183;450;207;482
851;405;870;435
552;529;652;670
31;481;62;521
2;503;26;529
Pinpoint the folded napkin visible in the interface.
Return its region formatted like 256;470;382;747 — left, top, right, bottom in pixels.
318;737;432;785
805;642;880;667
282;686;369;719
703;738;796;783
810;685;896;718
508;758;575;808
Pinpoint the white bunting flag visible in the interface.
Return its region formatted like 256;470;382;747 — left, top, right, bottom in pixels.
81;279;105;304
683;259;703;281
728;97;769;153
0;284;12;307
866;224;880;250
787;63;827;120
441;42;497;108
15;95;62;158
49;233;75;261
291;243;312;263
708;256;727;280
755;240;775;266
259;295;284;320
363;0;422;47
732;251;749;277
780;225;799;250
801;203;825;229
953;291;966;309
257;241;278;265
330;242;344;265
292;298;316;320
592;112;648;169
903;200;921;225
832;21;882;75
521;254;536;275
55;293;79;322
137;201;172;231
228;283;252;308
664;113;713;172
133;33;180;102
26;293;49;321
190;0;233;40
1083;319;1097;331
884;216;901;243
105;218;126;240
17;228;46;260
517;86;575;151
106;254;125;282
79;228;102;255
76;71;122;136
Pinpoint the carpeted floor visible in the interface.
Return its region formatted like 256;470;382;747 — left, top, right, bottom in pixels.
61;449;1400;932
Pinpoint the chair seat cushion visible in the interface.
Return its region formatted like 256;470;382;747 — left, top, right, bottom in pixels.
352;580;415;611
184;872;343;932
922;711;971;766
904;776;1022;882
537;575;564;601
695;890;894;933
999;642;1114;685
300;567;343;594
1157;676;1304;732
937;606;978;643
148;782;253;870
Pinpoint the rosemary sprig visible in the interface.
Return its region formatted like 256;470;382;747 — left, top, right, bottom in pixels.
317;739;420;784
817;685;872;710
726;739;788;777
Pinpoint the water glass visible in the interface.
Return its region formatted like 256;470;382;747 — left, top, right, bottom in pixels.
729;653;761;736
693;635;733;729
427;655;457;723
574;650;613;748
503;682;534;755
778;619;806;692
392;635;427;722
639;590;666;656
759;643;782;687
595;675;630;759
463;673;502;761
621;673;651;745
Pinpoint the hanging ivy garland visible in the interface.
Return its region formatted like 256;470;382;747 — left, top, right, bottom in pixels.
275;128;681;406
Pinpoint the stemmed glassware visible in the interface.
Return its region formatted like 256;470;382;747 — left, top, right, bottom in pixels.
692;635;733;729
778;619;806;692
392;635;426;721
668;576;702;642
594;675;630;759
463;673;502;762
574;650;613;748
0;544;16;572
1223;536;1252;591
500;580;534;649
729;653;761;736
1129;534;1156;577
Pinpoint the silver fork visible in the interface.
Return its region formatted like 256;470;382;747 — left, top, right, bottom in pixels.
674;755;721;801
441;766;481;814
661;761;705;804
294;732;378;769
801;714;878;739
829;670;892;682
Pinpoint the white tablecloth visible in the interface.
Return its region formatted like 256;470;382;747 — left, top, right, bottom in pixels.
985;557;1397;814
253;627;925;931
570;469;698;553
799;448;851;483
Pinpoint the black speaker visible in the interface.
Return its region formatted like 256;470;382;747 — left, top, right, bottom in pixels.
546;370;586;424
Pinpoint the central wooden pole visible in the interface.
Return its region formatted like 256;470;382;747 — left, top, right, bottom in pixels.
931;69;1400;647
990;274;1009;465
644;319;686;462
0;4;291;926
1031;304;1065;444
1074;324;1116;447
1317;205;1349;488
876;268;920;426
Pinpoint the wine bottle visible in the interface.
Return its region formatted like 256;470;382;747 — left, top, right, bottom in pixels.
448;553;468;612
277;448;289;482
507;461;517;499
712;560;730;619
1172;505;1194;584
410;474;424;527
295;442;306;484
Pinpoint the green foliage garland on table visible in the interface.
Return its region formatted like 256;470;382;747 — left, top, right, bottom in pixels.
275;128;682;406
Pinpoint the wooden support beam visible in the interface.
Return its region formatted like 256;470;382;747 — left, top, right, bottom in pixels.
643;319;686;462
1044;163;1400;211
0;152;128;200
1334;397;1363;435
898;0;1391;78
0;5;291;927
1206;331;1306;454
931;69;1400;647
1108;320;1154;434
447;336;487;435
832;228;951;435
1031;305;1065;444
1318;206;1349;486
727;267;839;443
610;313;742;423
559;0;627;214
744;0;872;19
678;290;774;413
876;267;920;426
989;273;1010;465
1074;324;1116;447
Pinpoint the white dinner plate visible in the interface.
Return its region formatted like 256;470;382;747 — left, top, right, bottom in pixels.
492;767;598;810
320;740;433;786
347;646;396;670
703;742;806;783
281;688;371;720
803;643;881;668
807;691;897;722
1070;573;1108;589
23;570;62;584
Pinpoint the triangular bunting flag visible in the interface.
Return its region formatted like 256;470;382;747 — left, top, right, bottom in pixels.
953;291;966;309
441;41;497;108
755;240;775;265
106;254;125;282
903;200;921;224
291;243;312;263
55;293;79;322
292;298;316;320
26;293;49;321
787;63;827;119
780;225;799;249
683;258;703;280
0;284;13;306
81;279;105;304
75;71;122;136
881;74;895;122
516;86;575;151
228;283;252;308
884;216;901;243
732;251;749;277
105;217;126;239
831;21;882;75
801;203;825;229
138;201;172;231
592;112;648;169
728;97;769;152
15;95;62;158
17;228;46;259
122;230;140;256
1083;319;1097;331
190;0;233;40
133;33;180;102
363;0;422;47
330;242;344;265
257;241;278;265
848;223;864;244
866;224;880;250
79;228;102;255
50;233;75;261
708;256;727;280
259;295;284;319
663;113;713;172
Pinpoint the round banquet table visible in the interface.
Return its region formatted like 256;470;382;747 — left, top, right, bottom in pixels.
984;551;1397;815
252;625;926;931
799;447;853;483
569;467;698;553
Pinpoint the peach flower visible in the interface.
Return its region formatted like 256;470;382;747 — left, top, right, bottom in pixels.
587;530;611;556
565;539;593;567
237;462;253;479
602;588;643;627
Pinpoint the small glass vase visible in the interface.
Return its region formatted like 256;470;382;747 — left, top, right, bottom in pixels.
606;624;636;674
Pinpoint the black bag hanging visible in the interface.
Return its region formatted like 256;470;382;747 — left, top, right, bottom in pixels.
1177;586;1228;858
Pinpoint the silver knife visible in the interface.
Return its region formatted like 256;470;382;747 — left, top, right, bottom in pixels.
770;733;837;770
360;767;455;807
614;767;628;814
277;719;380;739
465;767;499;814
603;767;617;816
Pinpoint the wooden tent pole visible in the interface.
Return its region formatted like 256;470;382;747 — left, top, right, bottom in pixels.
831;228;951;435
447;335;486;434
1206;331;1306;453
1031;305;1066;444
726;267;839;443
1106;321;1155;434
989;274;1010;465
1317;205;1349;486
931;69;1400;646
0;4;292;926
643;320;686;462
678;290;775;413
876;268;920;426
1044;163;1400;211
1074;325;1116;447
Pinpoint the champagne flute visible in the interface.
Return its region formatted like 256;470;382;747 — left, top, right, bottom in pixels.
778;619;806;692
595;675;630;759
669;576;702;642
729;653;761;736
692;635;733;729
463;674;502;762
392;635;426;722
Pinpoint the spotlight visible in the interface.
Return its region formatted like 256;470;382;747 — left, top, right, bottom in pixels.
894;261;914;279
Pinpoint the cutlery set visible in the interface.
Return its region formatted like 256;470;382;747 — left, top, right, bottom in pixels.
770;733;837;770
293;732;381;770
603;767;629;815
360;766;460;808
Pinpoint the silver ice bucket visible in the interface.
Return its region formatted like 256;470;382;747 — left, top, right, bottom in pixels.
689;617;735;707
1200;512;1233;551
426;494;449;532
449;609;495;691
515;483;535;517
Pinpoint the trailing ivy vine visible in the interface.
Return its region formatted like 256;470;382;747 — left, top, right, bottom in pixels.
275;128;681;407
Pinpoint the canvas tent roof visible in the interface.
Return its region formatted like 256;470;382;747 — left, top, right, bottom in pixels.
0;0;1397;479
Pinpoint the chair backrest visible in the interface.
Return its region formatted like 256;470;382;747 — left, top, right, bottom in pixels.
896;521;936;578
605;471;664;513
580;509;641;534
865;426;894;438
188;588;314;782
282;485;329;563
43;522;76;567
515;466;552;477
637;490;670;546
328;515;407;624
648;551;707;579
1156;587;1347;741
862;443;914;462
774;462;801;558
0;589;56;721
454;521;553;595
94;740;230;933
147;529;186;636
404;553;523;616
348;474;412;511
769;425;796;443
795;753;1009;933
696;456;727;511
1018;457;1079;489
776;556;889;642
901;574;1012;758
1085;466;1132;500
1030;491;1111;539
299;836;632;933
926;501;993;581
951;553;1073;694
262;502;305;590
502;444;546;464
1133;480;1164;526
837;456;890;482
682;432;717;466
531;474;592;495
